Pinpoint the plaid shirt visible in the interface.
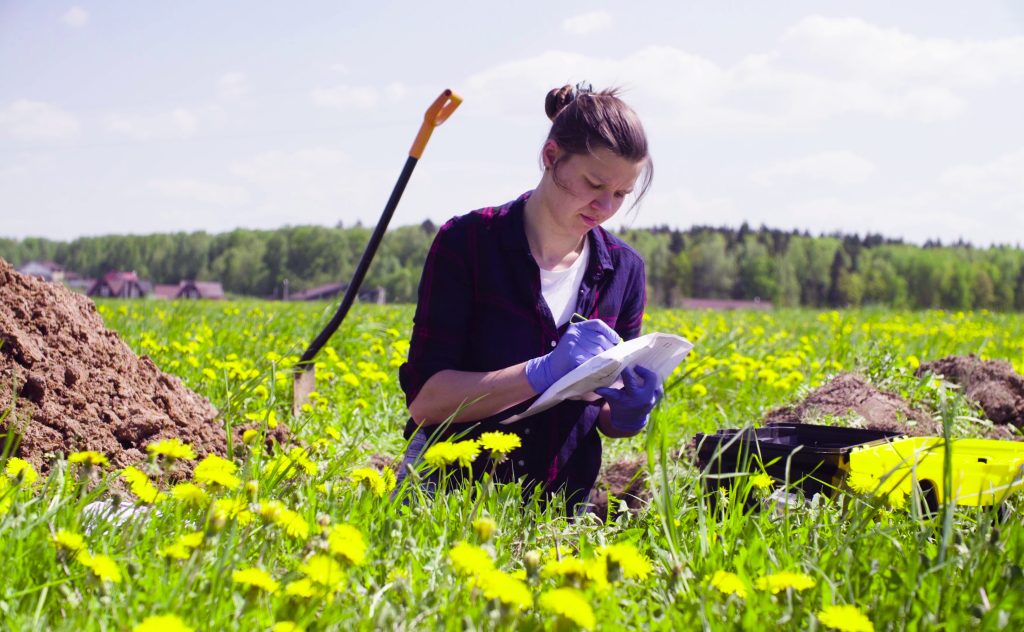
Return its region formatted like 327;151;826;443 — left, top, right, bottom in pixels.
399;191;646;507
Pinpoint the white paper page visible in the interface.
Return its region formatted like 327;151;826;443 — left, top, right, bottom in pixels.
501;332;693;424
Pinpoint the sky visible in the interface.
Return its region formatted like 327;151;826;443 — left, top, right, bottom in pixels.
1;1;1023;246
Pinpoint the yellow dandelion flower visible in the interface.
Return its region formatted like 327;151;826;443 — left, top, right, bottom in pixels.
77;551;122;583
133;614;194;632
170;483;209;508
350;467;392;497
194;455;241;489
818;604;874;632
710;570;747;598
691;383;709;398
258;500;310;540
121;466;166;504
5;457;38;484
285;578;317;598
146;438;196;461
271;622;305;632
451;440;481;467
159;531;205;560
423;442;457;469
478;431;521;456
755;571;817;594
299;555;346;589
750;473;774;490
68;451;109;467
538;587;595;630
241;429;259;444
52;529;86;553
472;569;533;610
327;524;367;565
472;516;497;542
598;543;653;581
542;556;588;581
449;542;494;575
846;470;878;495
212;497;254;526
232;567;279;593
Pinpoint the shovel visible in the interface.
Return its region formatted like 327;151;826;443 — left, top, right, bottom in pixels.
292;89;462;415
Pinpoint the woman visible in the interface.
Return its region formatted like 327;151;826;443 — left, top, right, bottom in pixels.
397;83;660;514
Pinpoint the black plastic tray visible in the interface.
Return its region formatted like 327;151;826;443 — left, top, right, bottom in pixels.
694;423;903;498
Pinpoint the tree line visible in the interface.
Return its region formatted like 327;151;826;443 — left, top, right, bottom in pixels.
3;222;1023;310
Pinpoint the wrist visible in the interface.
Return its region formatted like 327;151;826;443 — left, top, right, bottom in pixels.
524;356;552;394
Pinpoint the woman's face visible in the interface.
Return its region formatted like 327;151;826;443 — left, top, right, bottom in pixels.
541;141;644;237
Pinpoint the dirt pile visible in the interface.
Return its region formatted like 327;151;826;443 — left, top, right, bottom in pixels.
0;257;226;474
917;356;1024;429
588;455;650;520
763;373;940;436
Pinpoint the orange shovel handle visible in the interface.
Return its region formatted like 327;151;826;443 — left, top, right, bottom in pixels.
409;89;463;159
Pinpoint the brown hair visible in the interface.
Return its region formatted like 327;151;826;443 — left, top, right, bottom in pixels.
544;83;653;205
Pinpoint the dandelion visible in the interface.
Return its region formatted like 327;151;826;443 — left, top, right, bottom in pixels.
170;483;209;508
691;383;708;398
212;497;254;526
327;524;367;565
133;615;194;632
241;429;259;444
538;587;595;630
756;571;817;594
194;455;241;489
68;451;109;467
232;567;279;593
258;500;310;540
598;543;653;581
350;467;395;497
448;542;494;575
5;457;38;485
424;440;481;469
710;570;747;598
817;604;874;632
77;551;122;583
271;623;305;632
472;568;533;610
146;438;197;462
750;473;774;490
285;578;317;598
159;532;204;560
846;470;878;495
472;516;497;542
52;529;87;554
478;431;521;456
299;555;345;590
121;466;166;504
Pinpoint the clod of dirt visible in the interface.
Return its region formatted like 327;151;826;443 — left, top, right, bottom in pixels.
917;355;1024;429
763;373;940;436
0;257;227;475
588;455;650;520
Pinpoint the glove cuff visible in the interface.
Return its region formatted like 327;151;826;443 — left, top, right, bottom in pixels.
524;356;552;394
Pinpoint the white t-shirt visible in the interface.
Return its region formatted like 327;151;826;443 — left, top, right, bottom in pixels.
539;238;590;327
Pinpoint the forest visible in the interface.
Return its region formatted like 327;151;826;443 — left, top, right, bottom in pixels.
3;222;1023;310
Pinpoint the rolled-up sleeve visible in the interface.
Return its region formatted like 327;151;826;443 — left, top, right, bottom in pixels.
398;217;473;406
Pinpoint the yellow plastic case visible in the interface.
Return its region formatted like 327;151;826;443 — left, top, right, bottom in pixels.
848;437;1024;506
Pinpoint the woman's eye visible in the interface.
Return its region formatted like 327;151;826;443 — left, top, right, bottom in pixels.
586;180;601;189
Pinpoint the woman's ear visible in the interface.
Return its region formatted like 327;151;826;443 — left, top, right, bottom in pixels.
541;140;561;170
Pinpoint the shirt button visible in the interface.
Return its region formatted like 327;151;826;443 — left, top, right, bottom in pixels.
517;459;526;467
550;340;557;348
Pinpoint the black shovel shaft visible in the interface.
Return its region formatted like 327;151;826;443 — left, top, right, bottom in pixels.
296;154;419;367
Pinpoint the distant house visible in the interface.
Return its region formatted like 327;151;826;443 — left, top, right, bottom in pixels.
290;282;386;304
680;298;774;311
153;280;225;300
18;260;66;283
87;271;151;298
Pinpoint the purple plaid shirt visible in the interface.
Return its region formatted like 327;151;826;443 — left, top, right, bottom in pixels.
398;191;646;506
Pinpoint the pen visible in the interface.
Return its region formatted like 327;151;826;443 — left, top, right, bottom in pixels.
569;313;620;345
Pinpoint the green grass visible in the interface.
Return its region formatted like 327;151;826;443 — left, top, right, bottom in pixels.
1;302;1023;630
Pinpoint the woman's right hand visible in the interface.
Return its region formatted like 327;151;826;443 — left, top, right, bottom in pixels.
524;319;621;394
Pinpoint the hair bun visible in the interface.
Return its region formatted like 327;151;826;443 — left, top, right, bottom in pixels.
545;85;575;122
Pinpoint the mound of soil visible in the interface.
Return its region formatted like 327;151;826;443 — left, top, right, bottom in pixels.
763;373;940;436
588;455;650;520
917;356;1024;429
0;258;227;474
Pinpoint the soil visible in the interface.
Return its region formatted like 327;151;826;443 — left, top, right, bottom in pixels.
0;257;227;475
917;355;1024;429
763;373;941;436
587;455;650;520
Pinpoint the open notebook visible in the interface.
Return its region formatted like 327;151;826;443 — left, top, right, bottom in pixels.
501;332;694;424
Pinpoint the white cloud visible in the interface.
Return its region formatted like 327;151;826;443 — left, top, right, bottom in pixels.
463;17;1024;132
310;84;379;110
61;6;89;28
217;72;249;100
148;178;250;206
0;100;80;141
751;151;876;186
105;108;200;140
562;11;612;36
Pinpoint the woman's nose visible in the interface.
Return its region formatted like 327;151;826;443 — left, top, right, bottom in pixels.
592;191;613;213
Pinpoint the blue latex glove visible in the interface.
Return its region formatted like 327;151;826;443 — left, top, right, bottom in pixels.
525;319;621;394
595;365;662;434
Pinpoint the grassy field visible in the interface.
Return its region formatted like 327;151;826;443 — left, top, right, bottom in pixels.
2;301;1023;631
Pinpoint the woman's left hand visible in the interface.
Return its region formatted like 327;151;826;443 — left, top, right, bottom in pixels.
595;365;662;434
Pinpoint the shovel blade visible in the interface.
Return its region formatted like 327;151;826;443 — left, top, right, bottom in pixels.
292;365;316;417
